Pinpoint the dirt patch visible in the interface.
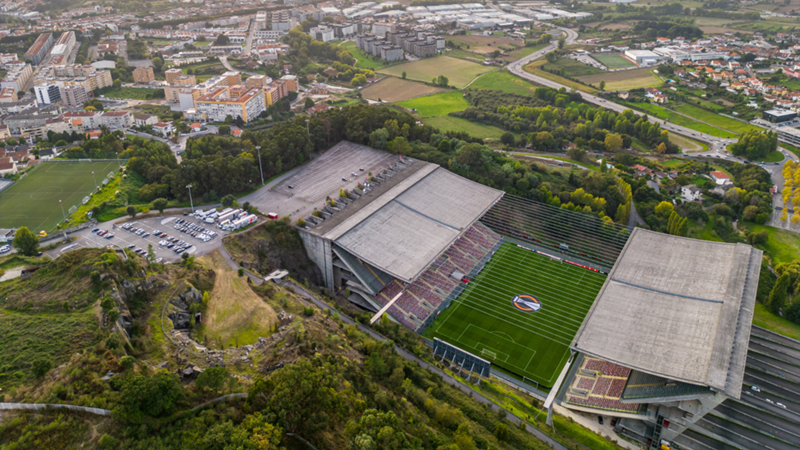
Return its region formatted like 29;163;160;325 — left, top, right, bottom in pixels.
448;34;524;47
199;249;277;348
700;26;750;35
361;77;448;102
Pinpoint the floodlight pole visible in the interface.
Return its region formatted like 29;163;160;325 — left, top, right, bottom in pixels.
256;145;264;185
59;199;66;222
186;184;194;213
115;151;121;169
305;119;309;137
92;171;97;190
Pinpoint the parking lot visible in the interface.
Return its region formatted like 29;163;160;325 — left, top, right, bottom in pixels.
57;214;232;262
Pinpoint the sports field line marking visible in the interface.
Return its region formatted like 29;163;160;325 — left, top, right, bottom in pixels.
492;330;515;342
454;297;574;345
475;342;510;363
523;350;538;373
457;323;473;342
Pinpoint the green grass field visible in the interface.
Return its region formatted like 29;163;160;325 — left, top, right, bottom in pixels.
425;242;606;386
340;41;387;70
396;91;470;117
541;58;605;77
378;56;492;88
592;54;634;69
626;102;738;138
424;116;508;139
469;71;538;96
0;161;119;232
672;103;764;135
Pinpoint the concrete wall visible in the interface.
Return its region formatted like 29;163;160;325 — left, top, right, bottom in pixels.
298;230;334;290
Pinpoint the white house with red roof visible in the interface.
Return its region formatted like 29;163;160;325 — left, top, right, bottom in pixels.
710;171;731;185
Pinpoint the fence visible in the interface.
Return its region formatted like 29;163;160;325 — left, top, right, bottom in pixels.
0;402;111;416
39;220;97;244
0;179;13;195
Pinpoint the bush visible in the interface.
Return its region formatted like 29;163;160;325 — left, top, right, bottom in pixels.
238;268;244;277
31;358;52;378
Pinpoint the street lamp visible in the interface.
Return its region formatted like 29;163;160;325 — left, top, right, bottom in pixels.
186;184;194;213
91;171;97;191
115;151;121;169
305;119;310;138
59;199;66;222
256;145;264;185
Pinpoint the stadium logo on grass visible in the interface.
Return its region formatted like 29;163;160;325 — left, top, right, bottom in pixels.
513;294;541;313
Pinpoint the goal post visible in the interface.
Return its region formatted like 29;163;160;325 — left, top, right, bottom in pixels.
481;348;497;360
79;158;91;162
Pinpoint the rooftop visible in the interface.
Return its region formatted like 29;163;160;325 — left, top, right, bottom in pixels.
571;228;760;399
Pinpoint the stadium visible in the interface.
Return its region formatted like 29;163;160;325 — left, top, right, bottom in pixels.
290;142;762;449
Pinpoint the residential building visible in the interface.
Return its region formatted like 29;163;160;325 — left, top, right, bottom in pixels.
279;75;298;92
133;67;155;84
60;84;88;108
24;33;53;65
310;26;335;42
710;171;731;185
778;126;800;148
0;156;16;175
51;31;76;58
194;86;266;123
101;111;133;129
34;83;61;105
97;40;119;54
134;113;159;127
152;122;175;137
381;46;403;62
246;75;270;89
63;110;104;130
165;68;184;84
1;62;32;93
0;87;17;103
682;184;703;201
223;71;242;86
255;11;268;30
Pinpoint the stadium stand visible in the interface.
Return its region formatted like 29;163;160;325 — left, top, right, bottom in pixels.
593;377;613;396
621;370;712;401
565;395;642;413
585;358;632;378
576;376;596;390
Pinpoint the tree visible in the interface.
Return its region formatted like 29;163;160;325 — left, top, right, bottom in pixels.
667;210;687;236
346;409;409;450
494;423;510;442
500;132;515;146
557;36;566;50
119;356;135;371
599;80;606;91
304;97;315;109
218;124;231;135
746;230;769;245
153;197;168;213
743;205;759;221
728;130;778;160
12;226;39;256
545;51;557;63
151;56;164;71
108;308;120;323
196;366;230;392
117;372;185;423
31;358;52;378
101;295;115;311
604;133;623;152
351;74;367;87
127;205;137;218
401;71;406;79
654;201;674;218
214;34;231;46
769;273;791;315
222;194;236;207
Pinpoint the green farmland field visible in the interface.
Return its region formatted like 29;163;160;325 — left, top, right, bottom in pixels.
424;241;605;386
378;56;492;88
396;91;470;117
0;161;119;232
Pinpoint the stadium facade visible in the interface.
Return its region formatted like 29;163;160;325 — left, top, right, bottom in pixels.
295;142;763;449
563;229;761;449
297;152;504;329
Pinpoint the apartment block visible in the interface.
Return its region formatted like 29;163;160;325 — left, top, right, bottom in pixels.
165;68;184;84
195;86;265;122
1;62;32;93
101;110;133;129
60;84;88;108
51;31;76;57
280;74;298;92
133;66;155;84
24;33;53;65
222;71;242;86
246;75;270;89
34;83;61;105
0;87;17;103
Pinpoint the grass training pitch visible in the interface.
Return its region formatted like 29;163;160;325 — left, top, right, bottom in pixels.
378;56;492;88
397;91;470;117
0;161;119;232
469;71;538;96
592;53;635;69
424;241;606;386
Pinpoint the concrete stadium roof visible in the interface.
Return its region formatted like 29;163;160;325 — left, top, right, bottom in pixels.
572;228;761;399
325;165;503;282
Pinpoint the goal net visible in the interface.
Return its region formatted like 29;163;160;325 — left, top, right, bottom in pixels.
481;348;497;360
79;158;91;162
68;205;77;215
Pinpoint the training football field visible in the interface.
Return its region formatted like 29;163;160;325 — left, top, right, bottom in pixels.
425;241;606;387
0;161;118;232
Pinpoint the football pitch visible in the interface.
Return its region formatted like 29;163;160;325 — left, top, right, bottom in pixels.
0;161;118;232
424;241;606;387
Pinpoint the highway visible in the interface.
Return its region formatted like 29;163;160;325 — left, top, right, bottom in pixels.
507;26;738;148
